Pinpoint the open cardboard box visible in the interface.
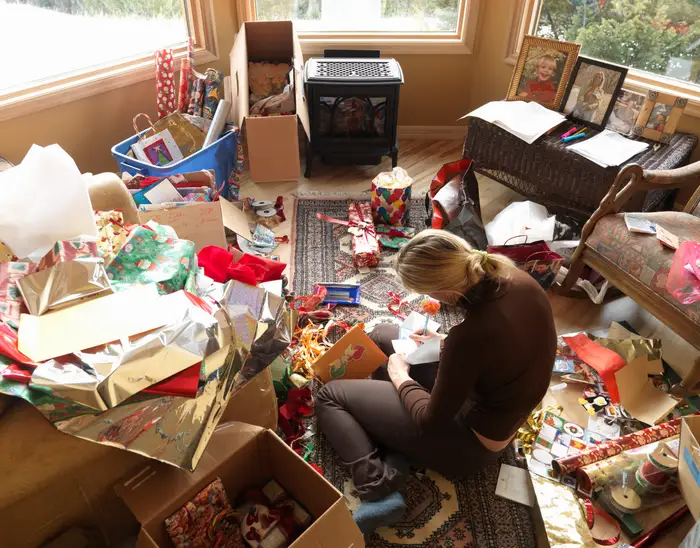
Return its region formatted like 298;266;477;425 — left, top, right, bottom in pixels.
679;415;700;520
118;423;364;548
229;20;310;183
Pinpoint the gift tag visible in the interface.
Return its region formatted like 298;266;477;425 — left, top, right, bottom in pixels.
656;225;679;250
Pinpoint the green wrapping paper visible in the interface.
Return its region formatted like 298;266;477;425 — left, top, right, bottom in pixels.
106;222;197;294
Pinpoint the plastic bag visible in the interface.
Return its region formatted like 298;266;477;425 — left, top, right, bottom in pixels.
485;201;555;246
667;241;700;305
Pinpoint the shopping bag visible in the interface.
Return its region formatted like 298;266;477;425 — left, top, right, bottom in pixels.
425;159;487;250
487;236;563;290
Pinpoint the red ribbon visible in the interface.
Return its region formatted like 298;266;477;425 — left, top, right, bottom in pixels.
387;291;408;319
316;212;378;239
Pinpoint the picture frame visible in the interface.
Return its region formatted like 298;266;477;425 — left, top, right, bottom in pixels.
633;91;687;143
562;57;628;130
507;36;581;111
606;89;647;136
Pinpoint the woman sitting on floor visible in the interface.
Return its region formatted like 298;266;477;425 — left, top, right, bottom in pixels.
316;229;556;533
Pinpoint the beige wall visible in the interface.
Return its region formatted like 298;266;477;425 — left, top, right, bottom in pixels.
1;0;699;195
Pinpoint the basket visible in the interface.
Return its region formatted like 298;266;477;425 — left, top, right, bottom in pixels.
111;128;239;199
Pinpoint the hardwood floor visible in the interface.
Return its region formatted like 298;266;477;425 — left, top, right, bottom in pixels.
239;138;697;546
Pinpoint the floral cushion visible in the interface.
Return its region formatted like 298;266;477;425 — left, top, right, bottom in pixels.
586;212;700;326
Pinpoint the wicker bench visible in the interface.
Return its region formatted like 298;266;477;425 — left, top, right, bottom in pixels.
463;117;698;221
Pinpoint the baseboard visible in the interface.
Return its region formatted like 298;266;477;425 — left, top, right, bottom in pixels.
397;125;466;140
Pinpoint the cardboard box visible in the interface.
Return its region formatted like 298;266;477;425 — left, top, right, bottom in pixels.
679;416;700;519
230;21;310;183
118;423;364;548
139;197;252;252
0;368;280;547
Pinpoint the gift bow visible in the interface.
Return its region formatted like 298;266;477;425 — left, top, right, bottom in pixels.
316;212;378;239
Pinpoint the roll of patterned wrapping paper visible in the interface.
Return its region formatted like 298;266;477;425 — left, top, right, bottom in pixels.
155;48;176;119
177;38;194;113
576;437;679;498
203;68;224;120
552;418;682;476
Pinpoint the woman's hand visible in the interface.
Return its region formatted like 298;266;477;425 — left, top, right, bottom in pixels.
387;353;411;388
409;329;445;345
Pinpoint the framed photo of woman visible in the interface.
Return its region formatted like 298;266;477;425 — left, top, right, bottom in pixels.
507;36;580;111
562;57;627;130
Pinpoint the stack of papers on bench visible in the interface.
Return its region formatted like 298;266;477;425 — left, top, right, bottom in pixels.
567;130;649;168
463;101;566;144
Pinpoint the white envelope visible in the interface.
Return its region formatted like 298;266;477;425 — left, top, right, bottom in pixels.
392;336;441;365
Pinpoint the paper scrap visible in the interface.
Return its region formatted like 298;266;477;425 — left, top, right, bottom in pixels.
143;179;186;204
392;337;441;365
615;361;679;426
495;464;535;507
398;311;440;340
18;284;169;362
0;145;98;260
657;225;680;250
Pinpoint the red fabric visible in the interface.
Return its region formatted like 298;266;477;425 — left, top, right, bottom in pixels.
237;254;286;282
1;363;32;384
563;334;626;403
228;263;258;286
198;245;234;283
143;362;200;398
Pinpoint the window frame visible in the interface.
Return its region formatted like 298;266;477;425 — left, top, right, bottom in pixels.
235;0;481;55
0;0;217;123
507;0;700;118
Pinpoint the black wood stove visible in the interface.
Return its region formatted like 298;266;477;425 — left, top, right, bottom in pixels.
303;58;404;177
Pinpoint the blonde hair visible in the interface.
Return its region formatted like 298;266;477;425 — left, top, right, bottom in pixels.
538;55;557;69
395;229;515;296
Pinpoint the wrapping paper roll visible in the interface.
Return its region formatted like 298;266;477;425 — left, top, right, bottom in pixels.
552;418;682;476
576;436;678;497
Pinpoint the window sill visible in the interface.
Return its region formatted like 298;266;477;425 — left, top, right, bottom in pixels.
299;36;476;56
0;47;217;124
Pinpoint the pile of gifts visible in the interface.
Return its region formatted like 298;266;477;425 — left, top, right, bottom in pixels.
316;167;416;269
0;145;291;471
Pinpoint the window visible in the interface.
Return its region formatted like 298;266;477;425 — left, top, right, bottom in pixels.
238;0;480;54
534;0;700;87
255;0;461;32
0;0;215;121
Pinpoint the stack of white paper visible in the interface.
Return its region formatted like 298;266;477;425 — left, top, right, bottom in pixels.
463;101;566;144
567;130;649;168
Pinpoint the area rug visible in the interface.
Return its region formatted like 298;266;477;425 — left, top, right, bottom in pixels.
292;195;537;548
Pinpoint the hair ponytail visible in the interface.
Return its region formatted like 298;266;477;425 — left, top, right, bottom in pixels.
395;229;515;296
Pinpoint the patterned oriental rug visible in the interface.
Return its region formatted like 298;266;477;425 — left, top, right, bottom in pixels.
292;195;537;548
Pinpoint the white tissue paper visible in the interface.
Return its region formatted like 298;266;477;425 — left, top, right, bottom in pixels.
485;201;555;246
0;145;98;260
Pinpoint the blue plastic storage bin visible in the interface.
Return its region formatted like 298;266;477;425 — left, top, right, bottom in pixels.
111;129;239;199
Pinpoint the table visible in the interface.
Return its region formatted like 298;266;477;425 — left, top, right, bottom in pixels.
463;118;698;222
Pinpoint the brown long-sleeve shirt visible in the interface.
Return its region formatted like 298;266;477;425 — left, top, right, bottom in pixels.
399;269;556;440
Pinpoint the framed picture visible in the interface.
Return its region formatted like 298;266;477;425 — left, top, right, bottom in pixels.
562;57;627;130
507;36;581;110
606;89;646;136
633;91;688;143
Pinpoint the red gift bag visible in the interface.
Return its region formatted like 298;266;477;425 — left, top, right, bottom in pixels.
487;236;563;290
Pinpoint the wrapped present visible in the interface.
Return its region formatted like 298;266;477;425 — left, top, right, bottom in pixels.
165;477;243;548
18;257;112;316
0;261;38;330
38;238;99;271
316;204;380;268
370;167;413;226
106;222;197;295
95;210;130;266
376;225;415;249
348;202;380;267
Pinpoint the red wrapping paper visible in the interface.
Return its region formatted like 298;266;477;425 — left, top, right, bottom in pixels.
38;239;99;271
563;334;626;403
143;362;200;398
155;49;176;120
552;418;683;476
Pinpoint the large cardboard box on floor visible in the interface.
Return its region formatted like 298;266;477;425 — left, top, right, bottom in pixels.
229;20;310;183
679;415;700;519
0;368;278;547
118;422;364;548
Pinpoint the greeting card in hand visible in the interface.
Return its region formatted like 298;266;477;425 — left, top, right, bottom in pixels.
312;324;387;383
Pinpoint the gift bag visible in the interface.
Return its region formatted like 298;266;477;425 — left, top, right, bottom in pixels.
667;240;700;305
135;112;205;160
371;167;413;226
426;159;487;250
487;237;563;290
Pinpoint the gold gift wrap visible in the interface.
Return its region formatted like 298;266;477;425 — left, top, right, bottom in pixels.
145;111;205;158
17;258;113;316
530;474;597;548
517;405;563;455
592;336;661;364
26;281;291;470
